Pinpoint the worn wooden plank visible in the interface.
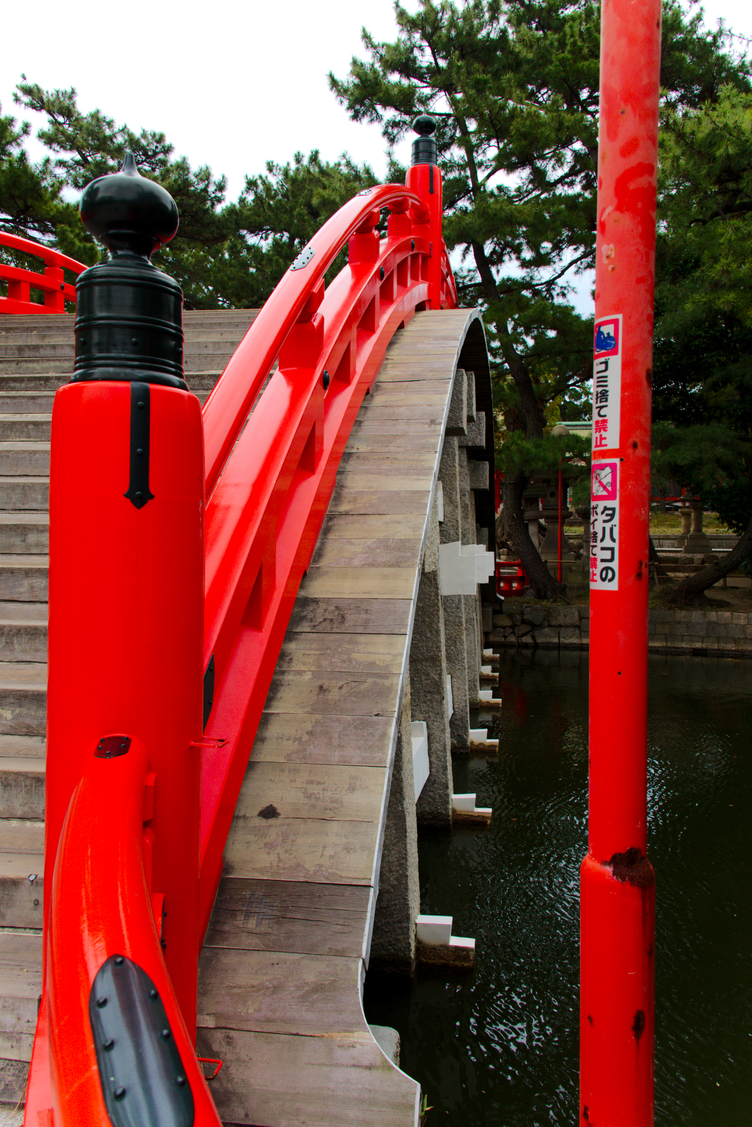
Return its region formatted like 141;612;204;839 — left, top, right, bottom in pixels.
196;1027;419;1127
264;669;399;717
334;471;433;493
288;597;412;636
327;487;430;516
350;419;443;436
337;453;437;476
198;949;364;1036
203;878;370;957
0;934;42;1075
275;632;405;674
357;404;447;421
0;825;43;854
223;816;379;885
301;567;416;600
310;536;422;570
235;761;386;823
366;389;450;406
344;433;442;453
0;1057;28;1105
318;513;425;541
251;713;394;768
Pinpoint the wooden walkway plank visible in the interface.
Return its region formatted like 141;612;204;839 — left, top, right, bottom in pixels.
198;949;364;1035
318;513;426;541
250;713;394;768
223;817;380;886
204;878;370;957
198;308;486;1126
275;633;405;675
196;1028;420;1127
235;762;387;823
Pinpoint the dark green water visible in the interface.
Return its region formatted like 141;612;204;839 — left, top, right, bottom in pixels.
364;651;752;1125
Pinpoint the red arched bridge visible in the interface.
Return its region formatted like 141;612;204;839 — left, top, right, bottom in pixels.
0;123;498;1126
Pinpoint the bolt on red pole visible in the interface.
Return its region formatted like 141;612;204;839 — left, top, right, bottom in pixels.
581;0;662;1124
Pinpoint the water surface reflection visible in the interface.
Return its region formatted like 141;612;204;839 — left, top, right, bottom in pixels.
364;652;752;1125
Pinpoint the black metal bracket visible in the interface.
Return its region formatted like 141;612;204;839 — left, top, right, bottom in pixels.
124;382;155;509
89;954;194;1127
203;654;215;730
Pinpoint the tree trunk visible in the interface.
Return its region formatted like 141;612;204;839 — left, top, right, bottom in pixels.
500;472;565;599
664;516;752;606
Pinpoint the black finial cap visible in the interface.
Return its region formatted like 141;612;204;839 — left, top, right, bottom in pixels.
413;115;436;137
411;115;438;167
79;152;179;259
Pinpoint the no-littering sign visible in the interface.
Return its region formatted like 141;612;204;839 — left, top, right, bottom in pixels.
592;314;622;450
590;461;619;589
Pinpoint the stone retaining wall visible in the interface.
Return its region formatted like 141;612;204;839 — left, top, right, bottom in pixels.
488;604;752;656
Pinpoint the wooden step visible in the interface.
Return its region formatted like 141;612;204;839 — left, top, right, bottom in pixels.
0;518;48;555
0;604;47;664
0;932;42;1111
0;480;48;512
0;394;56;413
0;822;45;929
0;445;50;478
0;418;51;443
0;740;45;823
0;559;48;603
0;665;47;735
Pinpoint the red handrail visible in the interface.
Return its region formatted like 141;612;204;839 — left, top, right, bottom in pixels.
202;183;452;496
0;231;85;313
198;180;456;932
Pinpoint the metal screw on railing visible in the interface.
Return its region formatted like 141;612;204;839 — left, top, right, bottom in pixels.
75;152;186;391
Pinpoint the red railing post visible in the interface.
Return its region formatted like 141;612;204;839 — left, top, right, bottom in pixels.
581;1;662;1124
405;115;443;309
31;154;220;1125
43;264;65;312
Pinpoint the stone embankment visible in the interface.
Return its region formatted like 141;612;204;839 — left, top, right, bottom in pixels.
489;605;752;656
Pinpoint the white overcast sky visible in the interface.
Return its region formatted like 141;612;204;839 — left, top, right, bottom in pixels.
2;0;750;206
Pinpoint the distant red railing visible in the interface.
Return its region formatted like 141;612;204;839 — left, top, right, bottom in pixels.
0;231;85;313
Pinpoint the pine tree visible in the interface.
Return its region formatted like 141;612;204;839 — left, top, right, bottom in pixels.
652;84;752;604
330;0;751;597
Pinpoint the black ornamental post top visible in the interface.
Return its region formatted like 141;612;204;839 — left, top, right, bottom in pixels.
411;114;438;167
73;153;187;389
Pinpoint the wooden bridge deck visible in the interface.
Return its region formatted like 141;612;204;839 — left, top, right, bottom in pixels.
0;306;488;1125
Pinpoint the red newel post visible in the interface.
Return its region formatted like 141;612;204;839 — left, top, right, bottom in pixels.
30;154;221;1125
405;115;443;309
580;1;662;1124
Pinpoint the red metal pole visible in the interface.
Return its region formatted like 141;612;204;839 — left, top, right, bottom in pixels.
581;0;661;1124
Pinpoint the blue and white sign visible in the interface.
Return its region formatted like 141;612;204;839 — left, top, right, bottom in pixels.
592;314;622;451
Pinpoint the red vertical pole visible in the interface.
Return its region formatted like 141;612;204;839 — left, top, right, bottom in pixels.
581;0;661;1124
